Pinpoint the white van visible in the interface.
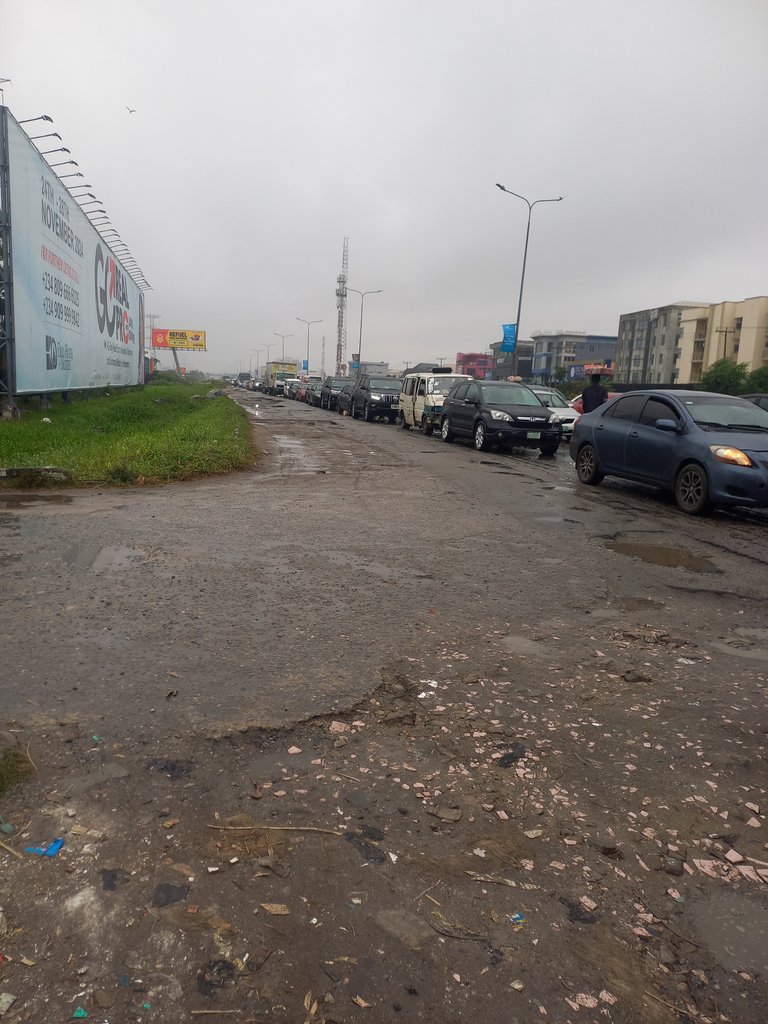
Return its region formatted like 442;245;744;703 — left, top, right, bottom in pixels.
398;368;473;435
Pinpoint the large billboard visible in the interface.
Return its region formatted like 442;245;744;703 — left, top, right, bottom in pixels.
5;110;145;393
151;328;206;351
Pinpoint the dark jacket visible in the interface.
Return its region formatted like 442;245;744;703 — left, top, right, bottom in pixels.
582;383;608;413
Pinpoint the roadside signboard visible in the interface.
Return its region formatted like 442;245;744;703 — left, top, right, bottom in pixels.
500;323;517;353
4;109;145;393
151;328;207;351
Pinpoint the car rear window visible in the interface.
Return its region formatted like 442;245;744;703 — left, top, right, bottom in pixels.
479;384;542;406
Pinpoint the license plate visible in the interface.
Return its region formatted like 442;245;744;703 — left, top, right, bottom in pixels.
527;431;541;440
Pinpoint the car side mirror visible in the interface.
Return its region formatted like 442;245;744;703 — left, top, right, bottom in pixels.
464;397;475;405
655;418;678;432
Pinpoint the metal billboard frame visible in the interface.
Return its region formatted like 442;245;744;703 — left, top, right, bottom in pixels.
0;105;18;412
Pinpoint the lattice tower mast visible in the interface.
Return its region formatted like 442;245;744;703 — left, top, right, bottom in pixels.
335;237;349;375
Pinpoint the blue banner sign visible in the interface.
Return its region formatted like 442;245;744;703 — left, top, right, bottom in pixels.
501;323;517;353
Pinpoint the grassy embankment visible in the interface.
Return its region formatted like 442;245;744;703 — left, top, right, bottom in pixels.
0;381;257;485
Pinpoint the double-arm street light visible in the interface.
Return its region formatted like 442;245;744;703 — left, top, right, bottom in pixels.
295;317;322;374
347;288;382;372
274;332;292;361
495;184;564;352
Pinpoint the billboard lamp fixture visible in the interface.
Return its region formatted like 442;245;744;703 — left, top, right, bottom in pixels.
19;114;53;124
86;210;108;217
58;172;84;179
41;147;70;156
50;160;78;168
31;132;61;142
68;184;94;191
75;194;99;203
79;200;103;208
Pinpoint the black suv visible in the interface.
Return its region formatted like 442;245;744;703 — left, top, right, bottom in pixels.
348;375;401;423
440;380;562;454
320;376;349;410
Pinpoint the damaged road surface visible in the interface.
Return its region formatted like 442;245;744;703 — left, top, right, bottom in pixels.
1;390;767;1023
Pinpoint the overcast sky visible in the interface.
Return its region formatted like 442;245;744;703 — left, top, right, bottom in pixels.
5;0;768;374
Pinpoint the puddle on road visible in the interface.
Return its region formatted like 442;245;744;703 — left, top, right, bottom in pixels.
690;892;768;972
606;540;719;574
64;543;143;571
273;434;323;473
0;493;73;507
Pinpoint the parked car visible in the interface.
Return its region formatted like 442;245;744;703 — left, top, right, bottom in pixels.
742;393;768;413
530;387;580;439
296;381;311;403
348;375;401;423
320;376;349;410
398;369;472;435
284;378;303;400
440;380;562;454
570;390;768;514
306;381;324;407
336;382;354;415
570;391;620;414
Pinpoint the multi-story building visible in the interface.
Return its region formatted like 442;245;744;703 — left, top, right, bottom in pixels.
676;296;768;384
455;352;495;378
489;340;534;380
531;332;617;382
614;303;704;384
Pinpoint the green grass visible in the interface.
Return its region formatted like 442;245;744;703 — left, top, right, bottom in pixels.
0;382;257;486
0;747;31;797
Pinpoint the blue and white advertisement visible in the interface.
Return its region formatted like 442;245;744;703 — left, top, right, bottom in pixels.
6;111;145;393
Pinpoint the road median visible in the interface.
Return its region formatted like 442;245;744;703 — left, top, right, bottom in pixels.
0;382;257;486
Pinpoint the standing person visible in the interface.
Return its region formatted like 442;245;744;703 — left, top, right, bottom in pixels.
581;373;609;413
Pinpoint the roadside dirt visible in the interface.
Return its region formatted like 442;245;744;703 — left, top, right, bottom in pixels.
1;392;767;1023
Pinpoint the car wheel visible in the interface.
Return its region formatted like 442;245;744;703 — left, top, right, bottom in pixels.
675;462;710;515
420;415;433;436
398;412;411;430
440;417;454;443
364;401;373;422
539;442;559;456
350;402;358;419
576;444;604;485
473;421;489;451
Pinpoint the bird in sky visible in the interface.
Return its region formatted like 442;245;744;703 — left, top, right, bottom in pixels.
126;106;136;114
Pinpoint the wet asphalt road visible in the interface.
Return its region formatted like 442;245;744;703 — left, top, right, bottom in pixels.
2;390;767;740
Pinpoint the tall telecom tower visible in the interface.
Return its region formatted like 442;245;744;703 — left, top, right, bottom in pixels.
335;237;349;376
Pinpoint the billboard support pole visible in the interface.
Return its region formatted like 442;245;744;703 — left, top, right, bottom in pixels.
171;347;182;375
0;105;18;414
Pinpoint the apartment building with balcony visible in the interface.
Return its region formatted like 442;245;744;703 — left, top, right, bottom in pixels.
676;296;768;384
614;303;704;384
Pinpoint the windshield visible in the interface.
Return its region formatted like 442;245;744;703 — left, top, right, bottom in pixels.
479;384;542;407
535;389;570;409
329;378;347;387
370;378;398;389
683;395;768;431
427;375;466;396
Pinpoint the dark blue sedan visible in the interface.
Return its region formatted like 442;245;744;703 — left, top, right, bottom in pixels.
569;390;768;514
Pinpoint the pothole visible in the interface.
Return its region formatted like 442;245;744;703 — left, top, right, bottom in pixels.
606;540;719;574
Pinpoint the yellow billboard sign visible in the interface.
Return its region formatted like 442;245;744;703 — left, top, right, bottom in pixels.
152;328;207;351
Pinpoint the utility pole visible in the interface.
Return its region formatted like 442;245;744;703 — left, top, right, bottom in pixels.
715;326;733;360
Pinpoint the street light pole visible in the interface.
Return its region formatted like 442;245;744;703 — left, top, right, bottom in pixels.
346;288;382;373
295;318;322;374
495;185;563;354
274;332;292;361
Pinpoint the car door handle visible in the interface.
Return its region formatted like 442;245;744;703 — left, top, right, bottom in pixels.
630;430;639;436
596;424;605;430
